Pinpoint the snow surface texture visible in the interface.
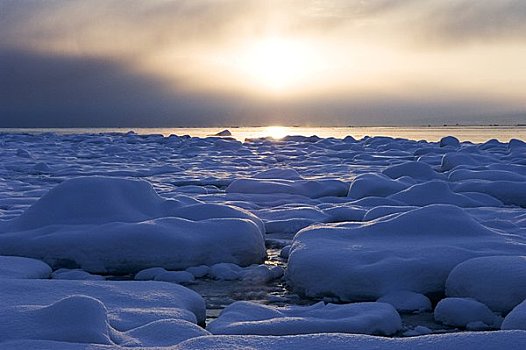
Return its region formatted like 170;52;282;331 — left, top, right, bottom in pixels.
0;279;207;347
207;301;402;336
434;298;502;330
446;256;526;313
0;255;52;279
287;204;526;301
1;132;526;348
0;177;266;273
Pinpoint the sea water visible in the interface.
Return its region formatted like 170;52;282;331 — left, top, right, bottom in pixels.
0;125;524;143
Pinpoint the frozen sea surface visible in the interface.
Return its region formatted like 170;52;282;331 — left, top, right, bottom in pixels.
1;129;526;348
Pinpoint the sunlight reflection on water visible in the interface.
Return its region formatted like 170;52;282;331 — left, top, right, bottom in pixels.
1;126;524;143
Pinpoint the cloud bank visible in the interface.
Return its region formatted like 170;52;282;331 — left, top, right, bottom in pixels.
1;0;525;126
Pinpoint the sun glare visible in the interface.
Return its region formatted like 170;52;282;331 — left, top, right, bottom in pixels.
263;126;289;139
239;37;322;93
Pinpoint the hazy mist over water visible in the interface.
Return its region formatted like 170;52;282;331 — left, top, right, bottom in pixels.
1;126;524;143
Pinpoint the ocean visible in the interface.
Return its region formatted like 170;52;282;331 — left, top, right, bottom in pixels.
0;125;524;143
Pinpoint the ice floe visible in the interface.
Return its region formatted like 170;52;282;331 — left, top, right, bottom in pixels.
207;301;402;336
1;131;526;348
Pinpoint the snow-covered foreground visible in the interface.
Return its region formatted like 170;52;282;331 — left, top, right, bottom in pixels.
1;131;526;348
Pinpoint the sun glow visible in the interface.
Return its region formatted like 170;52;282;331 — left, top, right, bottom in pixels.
263;126;289;139
238;37;324;93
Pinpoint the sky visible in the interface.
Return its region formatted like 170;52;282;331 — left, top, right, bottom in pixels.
1;0;525;127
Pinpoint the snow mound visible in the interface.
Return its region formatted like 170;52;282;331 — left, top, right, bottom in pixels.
0;177;266;273
207;301;402;336
4;176;176;230
446;256;526;313
0;256;51;279
212;129;232;137
502;300;526;331
453;180;526;207
0;278;206;326
286;204;526;300
252;168;303;180
208;263;283;283
135;267;195;284
122;319;210;347
348;173;409;199
171;203;265;234
227;178;349;198
0;217;265;274
174;331;526;350
377;291;431;313
51;268;105;281
0;295;112;344
434;298;502;329
439;136;460;148
388;180;490;207
382;161;440;180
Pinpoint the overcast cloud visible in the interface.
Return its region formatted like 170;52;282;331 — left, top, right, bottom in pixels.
1;0;525;127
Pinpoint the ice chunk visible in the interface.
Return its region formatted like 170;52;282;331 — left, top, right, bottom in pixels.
434;298;502;329
439;136;460;148
0;295;113;344
172;331;526;349
0;217;266;274
348;173;409;199
287;205;526;301
383;161;440;180
122;319;210;347
212;129;232;137
227;178;349;198
388;180;490;207
0;256;51;279
446;256;526;313
207;301;402;336
51;268;105;281
0;279;205;326
502;300;526;331
377;291;432;313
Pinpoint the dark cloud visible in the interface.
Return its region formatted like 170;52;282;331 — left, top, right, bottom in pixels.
1;49;522;127
0;49;253;127
0;1;525;127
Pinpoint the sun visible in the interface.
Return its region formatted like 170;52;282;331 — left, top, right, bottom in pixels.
238;37;319;93
263;126;289;139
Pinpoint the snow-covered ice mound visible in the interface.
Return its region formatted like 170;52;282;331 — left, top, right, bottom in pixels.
226;169;348;198
287;204;526;301
173;331;526;350
377;291;432;313
0;294;210;347
3;176;176;230
0;177;266;273
388;180;500;207
434;298;502;330
348;173;410;199
207;301;402;336
382;161;441;181
502;300;526;331
0;256;51;279
0;279;206;327
446;256;526;313
0;295;113;344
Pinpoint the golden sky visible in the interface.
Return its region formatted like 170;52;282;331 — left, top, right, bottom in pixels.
1;0;525;126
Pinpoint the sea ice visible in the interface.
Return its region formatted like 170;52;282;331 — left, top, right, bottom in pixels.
0;256;52;279
446;256;526;313
207;301;402;336
286;205;526;300
434;298;502;329
0;177;266;273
